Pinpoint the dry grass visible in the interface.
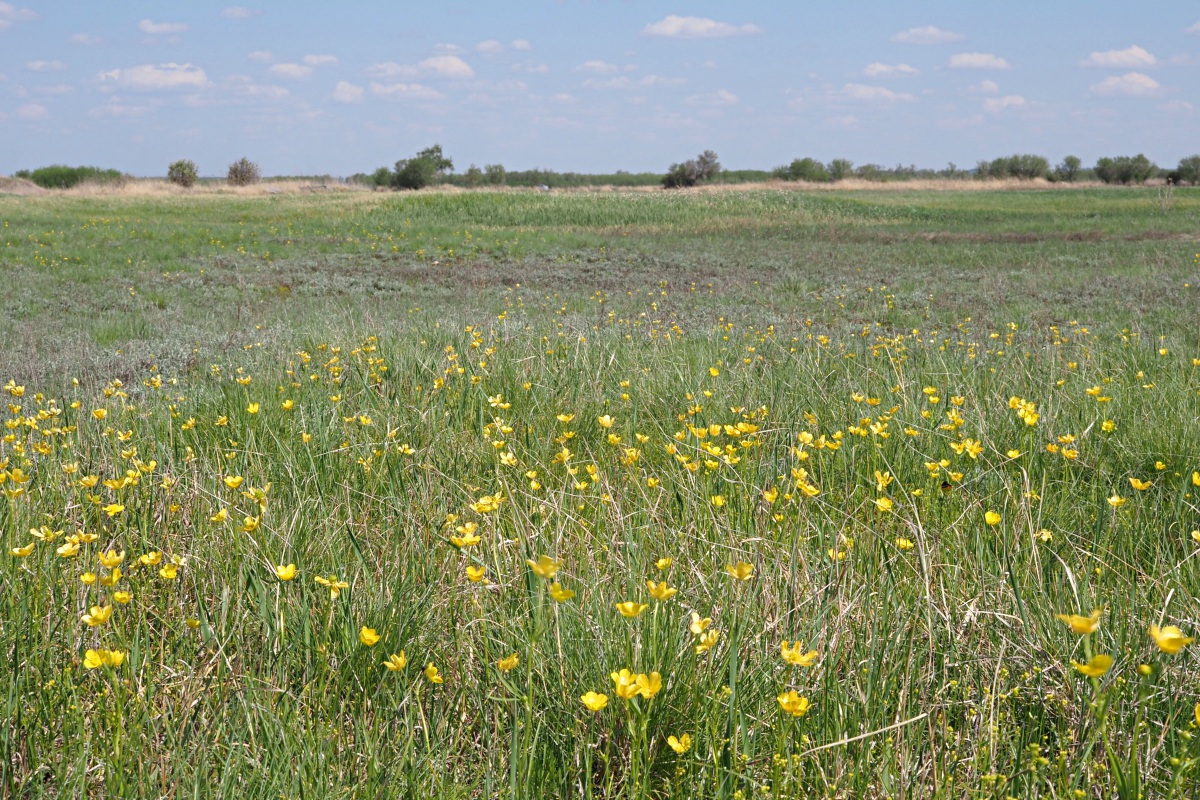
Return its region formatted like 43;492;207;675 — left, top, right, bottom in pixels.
0;176;48;196
59;178;375;197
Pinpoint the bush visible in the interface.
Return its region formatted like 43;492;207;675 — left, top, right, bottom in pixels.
464;165;484;187
1094;155;1156;185
392;145;454;190
485;164;507;186
227;157;261;187
1053;156;1081;183
827;159;854;182
773;158;829;183
167;159;198;188
663;150;721;189
1174;155;1200;185
22;165;125;189
978;154;1049;180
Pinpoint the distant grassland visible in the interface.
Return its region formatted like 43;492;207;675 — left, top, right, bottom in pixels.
1;188;1200;798
1;187;1197;386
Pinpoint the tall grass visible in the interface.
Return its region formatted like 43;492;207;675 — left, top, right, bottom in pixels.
0;189;1198;797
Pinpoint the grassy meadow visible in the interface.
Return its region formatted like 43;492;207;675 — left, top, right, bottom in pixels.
1;186;1200;798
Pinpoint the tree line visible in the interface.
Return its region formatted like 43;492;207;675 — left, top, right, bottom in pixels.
10;149;1200;190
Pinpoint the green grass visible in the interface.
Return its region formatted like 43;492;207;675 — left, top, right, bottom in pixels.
1;187;1199;798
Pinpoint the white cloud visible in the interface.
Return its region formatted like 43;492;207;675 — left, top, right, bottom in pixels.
237;82;288;100
247;50;274;62
332;80;364;103
476;39;503;54
551;93;575;103
511;39;532;51
891;26;963;45
1158;99;1193;113
27;60;65;72
90;100;147;118
842;83;915;102
99;63;209;90
583;74;682;90
641;15;762;39
1187;21;1200;35
138;19;188;35
1079;45;1157;68
969;79;1000;93
0;2;37;31
70;33;100;45
302;54;338;66
575;60;618;74
825;114;858;128
368;81;442;99
17;102;48;120
863;62;918;78
220;7;260;19
983;95;1025;113
686;88;738;106
1089;71;1162;96
368;57;472;79
948;52;1011;69
269;63;313;79
639;74;684;88
512;62;549;74
434;43;462;54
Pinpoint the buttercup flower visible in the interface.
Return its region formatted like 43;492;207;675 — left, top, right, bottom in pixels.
781;641;818;667
667;734;692;753
1057;609;1101;635
777;690;811;717
580;691;608;711
383;651;407;671
1149;625;1193;655
1071;654;1114;678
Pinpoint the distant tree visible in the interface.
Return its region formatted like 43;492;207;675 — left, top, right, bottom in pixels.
1175;155;1200;185
663;150;721;189
370;167;393;188
773;158;829;183
695;150;721;181
392;144;454;190
464;164;484;187
227;157;260;186
485;163;507;185
1054;155;1082;183
855;164;884;181
1094;154;1156;185
980;154;1049;180
827;159;854;181
167;159;198;188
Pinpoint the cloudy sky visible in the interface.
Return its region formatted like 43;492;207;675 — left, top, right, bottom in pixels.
2;1;1198;176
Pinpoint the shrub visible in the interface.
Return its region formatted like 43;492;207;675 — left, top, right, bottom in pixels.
773;158;829;183
978;154;1049;180
827;159;854;182
1094;155;1156;185
464;165;484;187
1054;156;1081;183
663;150;721;189
1175;155;1200;185
23;165;124;189
485;164;507;186
167;159;198;188
227;157;261;187
391;145;454;191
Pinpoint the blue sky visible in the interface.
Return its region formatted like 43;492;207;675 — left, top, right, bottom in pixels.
2;1;1198;176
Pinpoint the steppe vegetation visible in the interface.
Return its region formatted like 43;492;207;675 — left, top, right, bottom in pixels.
1;186;1199;798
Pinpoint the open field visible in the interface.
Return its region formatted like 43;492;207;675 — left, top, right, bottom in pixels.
1;188;1200;798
